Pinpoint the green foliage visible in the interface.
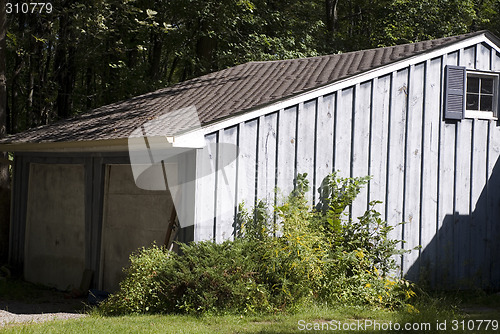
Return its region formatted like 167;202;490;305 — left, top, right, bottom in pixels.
316;172;370;234
9;0;500;135
101;172;418;315
377;0;476;46
100;240;272;315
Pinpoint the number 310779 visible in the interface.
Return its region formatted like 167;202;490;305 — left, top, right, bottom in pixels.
6;3;53;14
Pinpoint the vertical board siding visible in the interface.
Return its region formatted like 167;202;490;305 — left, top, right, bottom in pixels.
437;53;459;287
420;57;441;284
476;43;491;71
402;63;424;278
334;88;353;177
386;69;408;264
471;44;492;286
351;82;372;219
194;41;500;288
369;76;391;220
487;50;500;289
237;119;258;210
455;120;473;284
194;133;218;241
276;106;298;202
256;113;278;208
470;120;488;286
216;127;238;242
314;94;335;204
296;100;317;204
463;46;476;69
487;120;500;290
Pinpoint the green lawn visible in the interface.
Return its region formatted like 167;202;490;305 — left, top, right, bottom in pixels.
1;278;499;333
2;297;499;334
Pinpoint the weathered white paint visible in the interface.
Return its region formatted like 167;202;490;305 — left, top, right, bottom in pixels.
419;57;441;283
237;120;258;210
256;113;278;208
216;127;238;241
386;69;408;260
276;106;297;203
296;100;316;204
351;82;371;219
314;94;335;205
470;119;488;286
334;88;353;178
455;120;472;284
368;76;390;220
436;53;459;286
194;133;218;241
402;63;424;278
313;94;335;203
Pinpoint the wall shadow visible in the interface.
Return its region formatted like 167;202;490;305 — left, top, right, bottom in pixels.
405;158;500;290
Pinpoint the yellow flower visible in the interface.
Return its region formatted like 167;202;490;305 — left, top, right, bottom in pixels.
406;304;420;314
365;283;371;288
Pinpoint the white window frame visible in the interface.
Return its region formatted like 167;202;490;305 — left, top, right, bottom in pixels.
465;70;499;120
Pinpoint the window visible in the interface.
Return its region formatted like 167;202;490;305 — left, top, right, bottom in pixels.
465;73;498;119
444;65;499;120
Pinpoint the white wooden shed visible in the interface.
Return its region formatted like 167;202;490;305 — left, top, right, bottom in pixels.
1;30;500;291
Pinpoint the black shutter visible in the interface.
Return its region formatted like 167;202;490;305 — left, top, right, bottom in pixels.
444;65;466;120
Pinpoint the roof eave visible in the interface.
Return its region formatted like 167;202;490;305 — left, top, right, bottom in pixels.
0;138;133;153
0;128;207;153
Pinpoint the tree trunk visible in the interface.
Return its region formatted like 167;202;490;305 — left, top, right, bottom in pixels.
325;0;339;32
149;33;163;81
0;0;11;264
54;8;75;119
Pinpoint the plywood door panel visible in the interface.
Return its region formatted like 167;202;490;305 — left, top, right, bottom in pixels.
100;163;175;291
25;163;85;291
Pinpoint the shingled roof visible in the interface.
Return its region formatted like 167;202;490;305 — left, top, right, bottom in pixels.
0;30;493;147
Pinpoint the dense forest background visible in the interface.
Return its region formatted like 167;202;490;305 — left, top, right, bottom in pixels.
1;0;500;263
3;0;500;134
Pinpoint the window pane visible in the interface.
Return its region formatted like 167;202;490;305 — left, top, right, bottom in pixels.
480;95;493;111
467;93;479;110
467;77;480;93
481;78;494;94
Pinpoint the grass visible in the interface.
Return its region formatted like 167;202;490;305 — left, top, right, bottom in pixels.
1;294;499;333
1;278;499;333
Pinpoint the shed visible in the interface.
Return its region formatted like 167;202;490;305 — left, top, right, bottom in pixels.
2;30;500;291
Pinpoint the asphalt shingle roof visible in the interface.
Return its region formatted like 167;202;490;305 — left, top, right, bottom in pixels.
0;30;489;146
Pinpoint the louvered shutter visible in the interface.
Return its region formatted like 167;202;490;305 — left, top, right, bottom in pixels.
444;65;466;120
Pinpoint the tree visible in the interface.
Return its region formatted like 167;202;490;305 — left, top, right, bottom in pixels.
0;0;9;263
2;0;499;136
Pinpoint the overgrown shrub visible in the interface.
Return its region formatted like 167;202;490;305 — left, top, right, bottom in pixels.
100;172;417;315
100;240;273;315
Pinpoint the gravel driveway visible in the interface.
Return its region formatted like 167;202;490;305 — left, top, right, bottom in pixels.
0;290;87;327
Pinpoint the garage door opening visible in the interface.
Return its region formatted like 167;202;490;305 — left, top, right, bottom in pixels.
99;163;177;292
